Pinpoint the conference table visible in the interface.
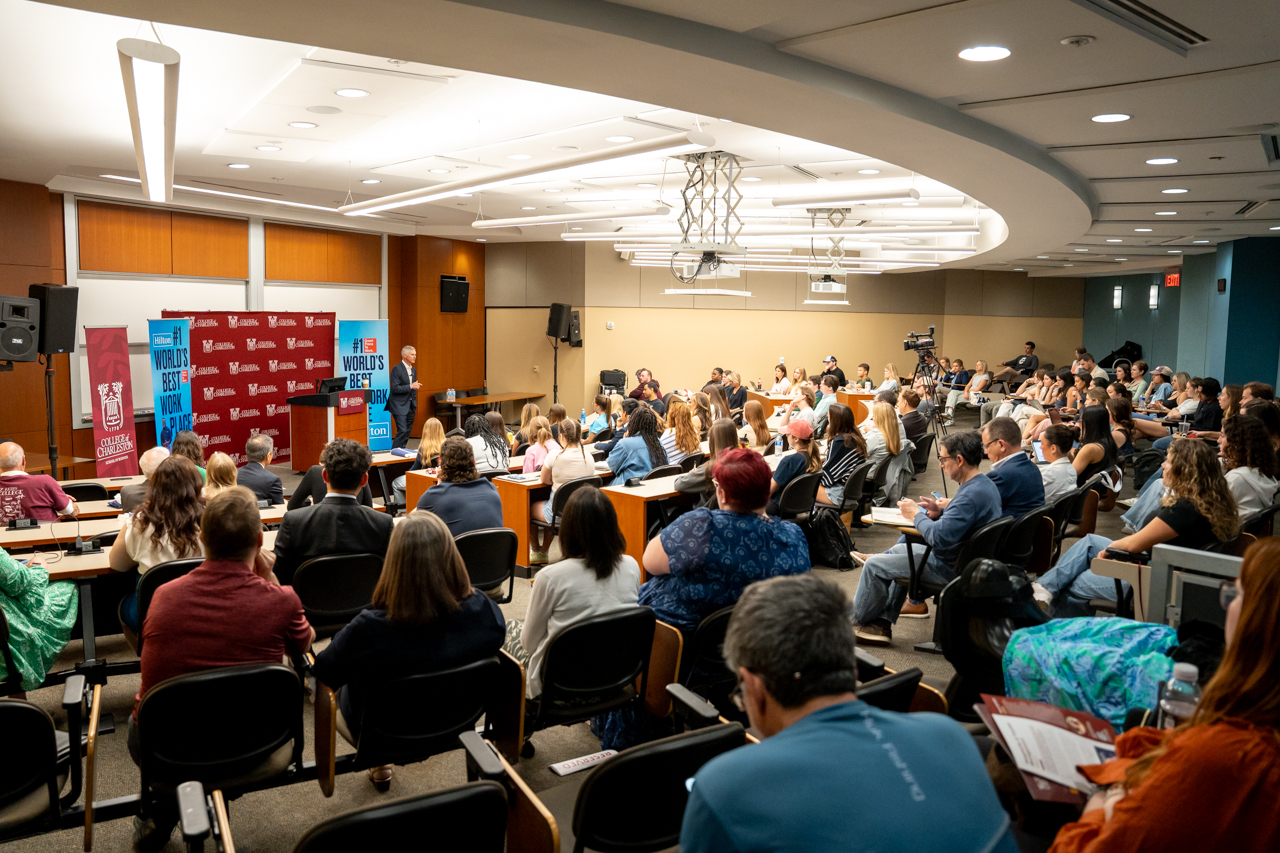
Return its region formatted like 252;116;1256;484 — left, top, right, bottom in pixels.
745;389;795;417
24;453;99;480
835;390;878;423
0;504;292;551
446;391;546;430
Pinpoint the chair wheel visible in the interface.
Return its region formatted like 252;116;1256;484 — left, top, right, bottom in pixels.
520;739;536;759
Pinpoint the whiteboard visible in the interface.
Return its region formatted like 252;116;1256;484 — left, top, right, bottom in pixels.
264;282;380;320
74;275;249;422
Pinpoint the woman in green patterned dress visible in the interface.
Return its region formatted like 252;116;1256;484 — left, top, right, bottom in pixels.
0;547;78;694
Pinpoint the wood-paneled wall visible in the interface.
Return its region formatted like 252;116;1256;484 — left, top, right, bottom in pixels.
78;200;249;279
265;222;381;284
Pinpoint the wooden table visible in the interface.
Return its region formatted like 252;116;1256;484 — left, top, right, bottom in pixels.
745;390;794;418
57;474;146;494
1;505;289;550
448;391;546;430
23;453;98;480
836;390;878;423
602;473;687;575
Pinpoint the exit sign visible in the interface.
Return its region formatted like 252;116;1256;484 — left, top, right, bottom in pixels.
1165;272;1181;287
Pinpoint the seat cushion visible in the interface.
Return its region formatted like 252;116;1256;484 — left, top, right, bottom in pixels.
534;772;587;853
0;772;66;835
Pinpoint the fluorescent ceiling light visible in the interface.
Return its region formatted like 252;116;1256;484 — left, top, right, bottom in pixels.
1193;240;1209;243
1168;250;1182;253
804;299;851;304
606;135;634;142
472;205;672;229
1106;239;1122;242
1146;158;1178;165
1272;226;1280;230
289;121;317;128
543;188;561;193
1075;248;1089;252
97;174;339;212
1115;258;1127;261
228;163;249;169
570;227;583;230
1135;228;1153;232
521;206;535;210
1014;268;1023;271
361;179;380;184
257;145;281;152
771;188;921;208
1162;188;1188;194
880;247;977;255
116;38;180;203
858;169;881;174
567;224;975;240
1155;211;1177;215
476;238;487;242
903;201;919;206
959;46;1010;61
742;176;762;182
335;88;369;98
663;287;753;296
1092;114;1131;123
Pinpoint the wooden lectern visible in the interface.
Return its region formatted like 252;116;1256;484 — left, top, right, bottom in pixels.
286;390;373;472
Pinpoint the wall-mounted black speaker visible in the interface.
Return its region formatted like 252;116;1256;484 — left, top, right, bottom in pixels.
568;310;582;348
441;275;469;313
547;302;571;340
28;284;78;354
0;295;41;363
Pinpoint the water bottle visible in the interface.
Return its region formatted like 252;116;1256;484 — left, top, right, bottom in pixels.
447;387;455;402
1157;663;1201;729
775;433;785;453
580;408;587;425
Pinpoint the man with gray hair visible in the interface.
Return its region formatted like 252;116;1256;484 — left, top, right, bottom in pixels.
235;434;284;505
680;574;1016;853
119;446;170;513
0;441;77;524
388;345;420;448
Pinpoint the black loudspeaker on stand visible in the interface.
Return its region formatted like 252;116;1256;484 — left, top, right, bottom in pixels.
25;284;79;479
545;303;584;405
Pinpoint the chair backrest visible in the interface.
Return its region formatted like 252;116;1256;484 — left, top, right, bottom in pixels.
291;553;384;632
1044;488;1079;541
454;528;517;592
573;723;745;853
776;471;822;518
513;442;531;458
952;516;1015;572
1242;503;1280;537
0;699;60;831
762;439;776;457
541;607;655;706
857;668;923;713
642;464;683;482
908;433;936;470
1066;474;1105;526
998;506;1048;571
592;427;613;442
137;663;302;790
680;452;706;473
293;781;508;853
135;558;205;654
837;460;877;514
679;605;734;694
62;482;109;502
551;475;604;519
356;657;502;769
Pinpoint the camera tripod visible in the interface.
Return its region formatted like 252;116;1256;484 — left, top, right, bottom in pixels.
911;349;950;498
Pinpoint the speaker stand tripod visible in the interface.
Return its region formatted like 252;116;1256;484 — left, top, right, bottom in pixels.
43;357;59;479
550;336;560;405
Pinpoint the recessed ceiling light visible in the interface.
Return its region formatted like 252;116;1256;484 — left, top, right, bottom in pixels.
256;145;281;152
1193;240;1210;243
902;201;919;206
1106;238;1122;242
289;121;317;129
361;179;380;185
1037;255;1049;258
1146;158;1178;165
521;206;536;210
1075;248;1089;252
1014;268;1024;271
637;183;657;188
428;168;450;174
959;46;1011;62
858;169;881;174
742;176;762;182
1168;250;1182;253
553;145;580;152
1155;211;1178;215
476;238;487;242
544;188;561;193
228;163;249;169
1091;113;1131;123
1162;188;1188;194
508;154;532;160
1064;264;1074;267
335;88;369;98
605;135;635;143
1135;228;1153;232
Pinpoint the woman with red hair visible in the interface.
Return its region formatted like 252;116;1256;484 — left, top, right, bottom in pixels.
1050;537;1280;851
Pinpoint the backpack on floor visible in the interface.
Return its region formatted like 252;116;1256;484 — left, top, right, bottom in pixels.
1132;448;1166;490
804;506;855;571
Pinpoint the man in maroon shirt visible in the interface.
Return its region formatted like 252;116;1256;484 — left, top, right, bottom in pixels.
0;441;77;524
130;486;313;851
628;368;658;400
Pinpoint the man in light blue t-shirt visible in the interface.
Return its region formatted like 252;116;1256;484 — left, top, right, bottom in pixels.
680;574;1016;853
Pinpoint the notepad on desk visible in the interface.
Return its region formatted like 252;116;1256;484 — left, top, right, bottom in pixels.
868;507;914;526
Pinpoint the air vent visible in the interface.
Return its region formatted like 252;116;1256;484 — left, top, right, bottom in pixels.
1235;200;1271;217
785;165;824;182
1069;0;1209;55
1262;135;1280;165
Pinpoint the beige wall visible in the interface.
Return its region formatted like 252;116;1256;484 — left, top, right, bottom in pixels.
486;307;588;417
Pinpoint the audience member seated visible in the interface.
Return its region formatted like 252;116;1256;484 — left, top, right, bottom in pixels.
708;367;725;386
1139;365;1175;407
1080;352;1108;382
464;413;511;475
690;392;713;437
1125;360;1150;400
131;487;312;850
788;366;809;397
1034;439;1238;617
109;456;206;632
290;463;374;510
819;356;847;388
1049;538;1280;853
863;401;906;481
628;368;657;401
739;400;772;453
390;416;446;501
680;573;1017;853
943;360;991;425
1242;381;1275;404
876;362;901;394
503;487;640;699
768;420;821;516
813;375;840;429
851;432;1001;646
1194;383;1241;442
1072;405;1120;487
934;357;970;402
529;420;595;563
849;362;873;391
815;403;867;508
312;510;505;790
170;430;207;481
1151;372;1196;416
1242;397;1280;451
981;417;1046;518
990;340;1040;385
1154;378;1223;450
416;437;504;540
201;451;237;500
677;419;742;510
607;406;667;481
119;446;171;512
724;371;748;411
236;434;284;505
660;399;701;465
640;449;810;635
595;397;640;455
1106;397;1138;459
641;381;667;417
779;385;818;430
981;370;1046;427
274;439;396;585
705;383;733;422
898;389;929;445
0;547;77;695
513;403;541;449
585;394;611;440
547;404;568;443
769;364;791;395
0;440;77;524
521;416;560;473
1039;425;1079;503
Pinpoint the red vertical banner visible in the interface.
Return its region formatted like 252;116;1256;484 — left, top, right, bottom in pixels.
84;326;140;477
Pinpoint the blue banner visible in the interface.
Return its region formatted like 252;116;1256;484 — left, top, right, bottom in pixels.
337;319;391;451
148;318;193;451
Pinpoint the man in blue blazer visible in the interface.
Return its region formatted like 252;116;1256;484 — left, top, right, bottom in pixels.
387;345;420;448
981;417;1045;518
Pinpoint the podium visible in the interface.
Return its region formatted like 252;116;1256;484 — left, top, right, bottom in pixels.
286;390;373;472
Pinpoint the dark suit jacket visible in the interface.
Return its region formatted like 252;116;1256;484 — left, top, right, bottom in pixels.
388;362;418;416
119;482;149;513
273;494;396;585
986;453;1046;519
287;465;373;512
237;461;284;505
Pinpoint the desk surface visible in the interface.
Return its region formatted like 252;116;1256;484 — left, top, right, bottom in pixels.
24;453;97;473
41;530;281;582
453;391;546;406
1;504;291;549
862;506;919;532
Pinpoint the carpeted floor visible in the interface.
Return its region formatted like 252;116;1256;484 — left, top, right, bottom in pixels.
9;406;1136;852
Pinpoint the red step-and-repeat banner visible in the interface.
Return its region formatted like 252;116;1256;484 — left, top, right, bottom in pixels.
161;311;336;465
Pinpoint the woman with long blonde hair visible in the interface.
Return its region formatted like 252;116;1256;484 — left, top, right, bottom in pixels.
706;384;732;422
878;363;901;394
390;417;447;503
1050;538;1280;852
514;402;541;448
790;366;808;397
659;399;701;464
864;401;903;478
521;415;561;473
690;392;713;437
201;451;237;500
740;399;771;452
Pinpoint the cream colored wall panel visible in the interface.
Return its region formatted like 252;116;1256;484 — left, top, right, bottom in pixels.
981;271;1035;318
743;270;798;311
485;307;587;417
526;242;585;306
944;268;984;316
584;243;641;307
483;243;528;307
941;315;1082;373
1032;278;1084;319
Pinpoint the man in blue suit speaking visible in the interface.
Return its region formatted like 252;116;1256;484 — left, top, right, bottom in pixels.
387;345;420;449
981;417;1045;518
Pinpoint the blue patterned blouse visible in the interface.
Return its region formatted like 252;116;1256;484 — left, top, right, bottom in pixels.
638;508;810;633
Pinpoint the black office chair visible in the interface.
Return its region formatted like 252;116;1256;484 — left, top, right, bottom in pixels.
0;676;87;841
512;442;531;458
62;483;109;503
678;605;735;709
1241;503;1280;537
762;440;776;457
642;464;683;481
454;528;519;604
524;607;656;757
125;557;205;655
364;459;412;516
774;471;822;523
834;459;876;526
591;427;613;443
1059;474;1106;553
999;505;1049;572
530;475;603;538
858;667;923;714
908;433;936;480
292;553;384;639
680;452;706;473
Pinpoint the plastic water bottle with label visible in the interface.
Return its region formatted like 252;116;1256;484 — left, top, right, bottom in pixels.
580;408;587;425
447;388;455;403
1157;663;1201;729
775;433;785;453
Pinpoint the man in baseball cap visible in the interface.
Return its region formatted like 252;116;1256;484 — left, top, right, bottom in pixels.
769;418;816;516
819;356;846;388
1144;365;1176;408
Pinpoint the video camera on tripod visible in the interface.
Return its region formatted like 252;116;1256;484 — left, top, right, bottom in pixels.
903;326;936;355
